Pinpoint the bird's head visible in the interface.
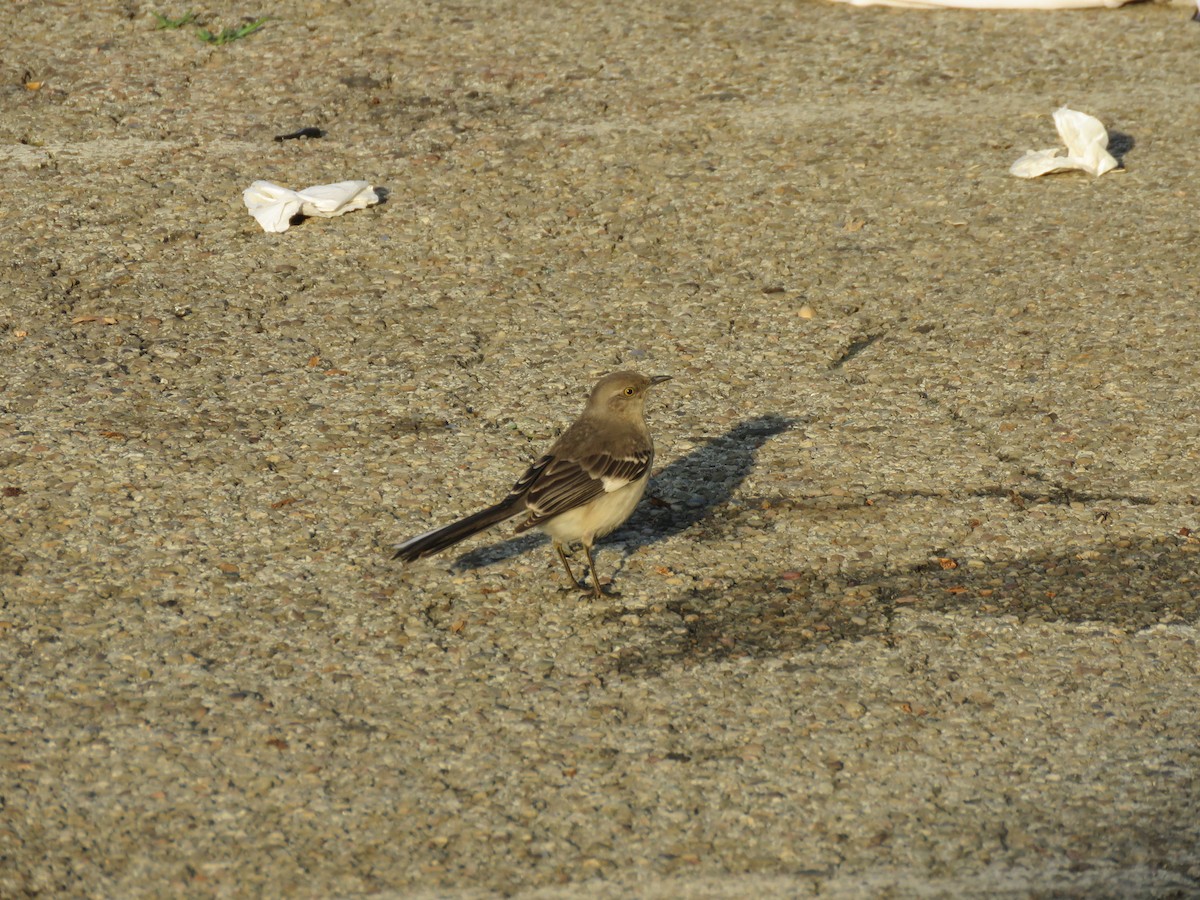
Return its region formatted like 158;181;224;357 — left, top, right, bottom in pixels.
589;371;672;416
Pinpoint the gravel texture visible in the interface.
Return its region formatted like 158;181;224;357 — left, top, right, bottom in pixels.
3;1;1200;897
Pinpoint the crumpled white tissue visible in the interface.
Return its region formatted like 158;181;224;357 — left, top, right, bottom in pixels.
243;180;380;233
1010;108;1119;179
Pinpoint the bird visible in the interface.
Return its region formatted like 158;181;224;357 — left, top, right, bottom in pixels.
392;371;671;598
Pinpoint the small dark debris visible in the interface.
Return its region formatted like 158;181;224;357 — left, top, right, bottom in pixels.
274;127;325;142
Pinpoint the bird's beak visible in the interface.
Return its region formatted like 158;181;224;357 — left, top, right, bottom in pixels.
649;375;672;386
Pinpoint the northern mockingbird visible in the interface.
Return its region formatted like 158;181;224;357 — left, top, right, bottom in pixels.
393;371;671;598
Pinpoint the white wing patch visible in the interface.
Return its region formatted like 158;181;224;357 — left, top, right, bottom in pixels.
601;473;636;492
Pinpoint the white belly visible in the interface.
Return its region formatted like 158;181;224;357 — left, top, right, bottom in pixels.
539;475;649;546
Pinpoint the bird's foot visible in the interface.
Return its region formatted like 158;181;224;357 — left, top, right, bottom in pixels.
588;577;620;599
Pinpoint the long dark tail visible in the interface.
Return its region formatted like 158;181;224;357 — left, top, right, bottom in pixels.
392;500;522;561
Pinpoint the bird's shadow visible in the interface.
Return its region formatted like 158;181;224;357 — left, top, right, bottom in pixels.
451;414;796;571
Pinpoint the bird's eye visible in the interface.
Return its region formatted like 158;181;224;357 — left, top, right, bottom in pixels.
623;387;635;396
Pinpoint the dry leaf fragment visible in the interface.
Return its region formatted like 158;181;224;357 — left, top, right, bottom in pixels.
71;315;118;325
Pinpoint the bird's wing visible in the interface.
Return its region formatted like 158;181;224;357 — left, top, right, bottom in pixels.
514;449;652;530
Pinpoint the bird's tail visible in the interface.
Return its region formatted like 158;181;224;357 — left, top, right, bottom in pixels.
392;500;521;562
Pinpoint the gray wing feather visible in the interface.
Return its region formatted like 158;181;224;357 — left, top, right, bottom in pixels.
516;449;652;530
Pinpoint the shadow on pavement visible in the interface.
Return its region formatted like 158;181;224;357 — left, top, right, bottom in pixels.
608;533;1200;677
626;412;797;546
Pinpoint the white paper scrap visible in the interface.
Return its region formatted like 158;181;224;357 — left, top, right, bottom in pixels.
243;180;380;233
1009;108;1119;179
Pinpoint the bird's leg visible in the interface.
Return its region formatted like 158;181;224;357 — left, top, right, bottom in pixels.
554;542;583;590
582;541;606;600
